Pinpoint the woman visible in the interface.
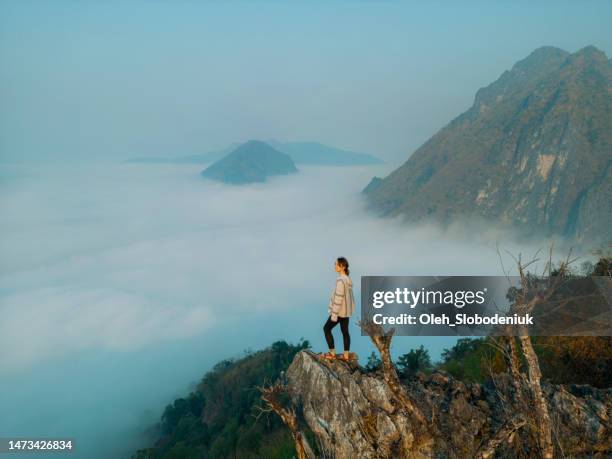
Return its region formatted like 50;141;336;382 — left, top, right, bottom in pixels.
322;256;356;361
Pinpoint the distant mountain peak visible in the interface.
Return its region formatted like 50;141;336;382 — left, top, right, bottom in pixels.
565;45;610;69
473;46;569;108
125;140;382;166
574;45;608;59
364;45;612;243
242;139;268;148
521;45;569;61
200;140;298;184
267;140;383;166
510;46;569;76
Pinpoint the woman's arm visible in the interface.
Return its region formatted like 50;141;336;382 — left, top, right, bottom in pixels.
329;279;345;321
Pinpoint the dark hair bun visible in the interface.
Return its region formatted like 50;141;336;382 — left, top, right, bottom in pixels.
337;257;350;275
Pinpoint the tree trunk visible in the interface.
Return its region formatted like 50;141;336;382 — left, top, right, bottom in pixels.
260;385;316;459
360;320;434;455
518;333;554;459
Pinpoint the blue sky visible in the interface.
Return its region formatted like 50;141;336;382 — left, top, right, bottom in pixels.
1;0;611;162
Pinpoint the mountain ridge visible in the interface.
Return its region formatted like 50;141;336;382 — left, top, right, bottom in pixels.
363;45;611;243
125;141;382;166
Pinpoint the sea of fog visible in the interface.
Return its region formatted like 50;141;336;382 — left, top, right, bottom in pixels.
0;162;575;458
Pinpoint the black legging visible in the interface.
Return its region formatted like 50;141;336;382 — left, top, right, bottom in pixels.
323;316;350;352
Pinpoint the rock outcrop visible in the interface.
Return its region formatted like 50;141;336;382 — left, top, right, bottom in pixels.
282;350;611;458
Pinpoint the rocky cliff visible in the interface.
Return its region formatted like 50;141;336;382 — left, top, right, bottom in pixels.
281;350;610;458
363;46;612;243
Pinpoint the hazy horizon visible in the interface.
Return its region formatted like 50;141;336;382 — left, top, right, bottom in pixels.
1;1;611;164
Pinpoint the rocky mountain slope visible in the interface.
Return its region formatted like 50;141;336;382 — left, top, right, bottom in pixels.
283;350;610;458
363;46;611;243
200;140;298;184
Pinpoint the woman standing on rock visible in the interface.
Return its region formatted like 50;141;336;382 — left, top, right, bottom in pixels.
322;257;356;361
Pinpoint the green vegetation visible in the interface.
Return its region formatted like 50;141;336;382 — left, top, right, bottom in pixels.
134;334;610;459
437;338;501;382
133;339;310;459
437;255;612;387
396;345;433;378
436;335;612;388
364;351;381;372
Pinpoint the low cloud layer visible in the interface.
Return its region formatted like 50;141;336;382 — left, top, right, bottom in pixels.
0;162;573;374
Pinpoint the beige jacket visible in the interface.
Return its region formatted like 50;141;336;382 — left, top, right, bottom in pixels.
328;274;356;321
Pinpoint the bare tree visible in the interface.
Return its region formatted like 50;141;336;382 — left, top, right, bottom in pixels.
357;316;530;459
502;244;579;459
358;317;434;454
475;415;527;459
256;380;316;459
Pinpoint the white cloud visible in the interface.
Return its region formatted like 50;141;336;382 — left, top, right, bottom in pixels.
0;162;573;374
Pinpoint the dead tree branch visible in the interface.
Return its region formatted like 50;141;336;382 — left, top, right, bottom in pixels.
357;317;433;452
258;381;315;459
502;244;579;459
475;415;527;459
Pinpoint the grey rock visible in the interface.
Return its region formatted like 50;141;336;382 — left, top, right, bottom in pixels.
285;350;611;458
